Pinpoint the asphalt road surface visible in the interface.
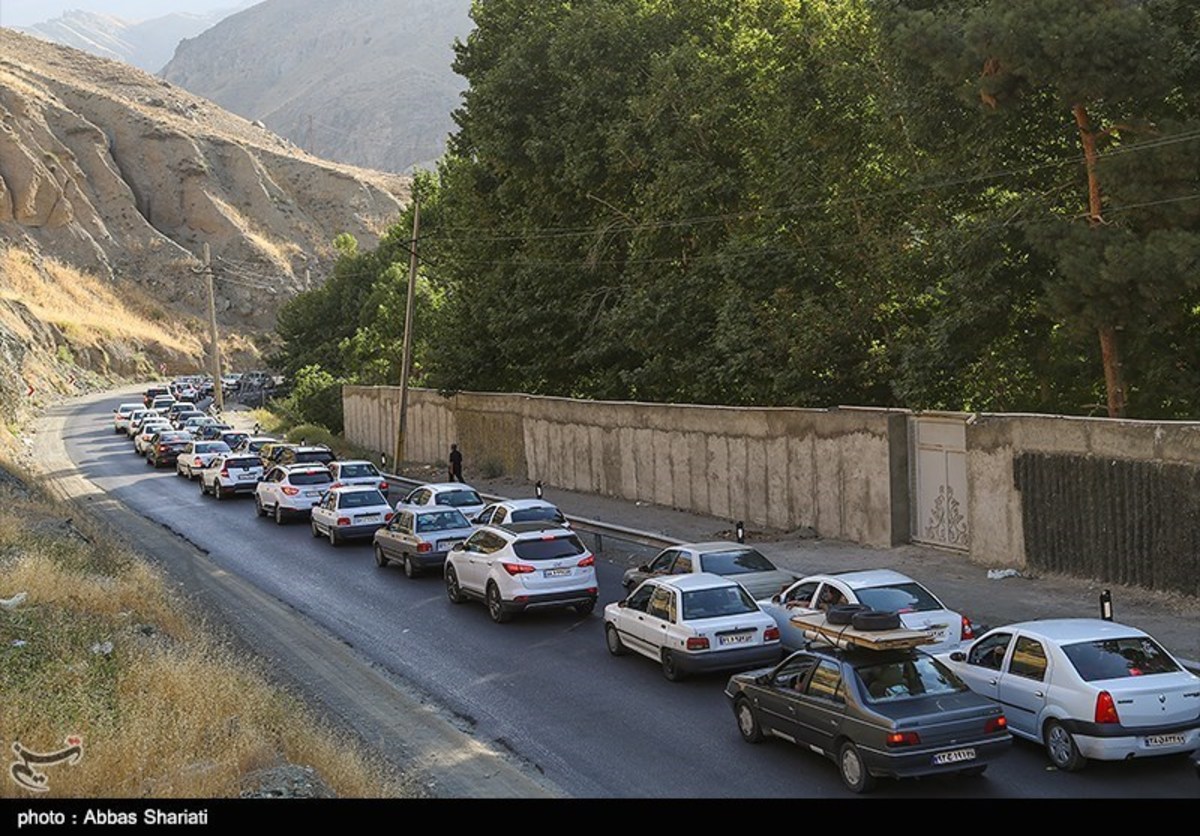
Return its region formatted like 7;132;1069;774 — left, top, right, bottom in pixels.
47;392;1200;799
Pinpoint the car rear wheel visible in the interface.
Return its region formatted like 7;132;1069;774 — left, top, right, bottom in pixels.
274;505;285;526
605;624;627;656
328;527;339;547
403;554;419;579
213;483;224;501
1045;720;1086;772
199;479;208;495
838;741;876;793
374;545;389;568
735;698;763;744
486;582;511;623
445;566;465;604
660;649;684;682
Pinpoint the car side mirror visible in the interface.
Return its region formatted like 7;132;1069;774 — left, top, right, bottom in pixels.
949;651;966;662
617;599;628;608
754;673;771;686
770;594;781;604
638;564;650;573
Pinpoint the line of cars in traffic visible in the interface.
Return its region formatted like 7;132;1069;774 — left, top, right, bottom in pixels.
109;388;1200;793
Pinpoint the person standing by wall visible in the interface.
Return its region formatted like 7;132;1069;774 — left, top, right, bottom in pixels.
449;443;463;482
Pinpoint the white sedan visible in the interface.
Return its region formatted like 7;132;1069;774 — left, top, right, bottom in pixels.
604;573;782;681
396;482;487;521
310;486;393;546
760;569;976;655
939;618;1200;771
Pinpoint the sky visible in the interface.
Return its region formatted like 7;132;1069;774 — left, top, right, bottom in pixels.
0;0;246;27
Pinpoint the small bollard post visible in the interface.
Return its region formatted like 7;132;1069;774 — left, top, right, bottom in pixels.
735;520;745;544
381;452;388;471
1100;589;1113;621
535;480;544;499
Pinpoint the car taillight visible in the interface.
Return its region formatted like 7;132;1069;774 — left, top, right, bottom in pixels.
501;562;536;575
985;716;1007;734
330;482;343;489
157;444;168;452
336;517;350;526
885;731;921;747
384;512;393;522
577;555;594;567
961;615;975;641
379;481;389;491
281;486;300;496
194;457;203;466
418;542;432;553
1095;690;1120;724
764;626;781;642
686;636;710;651
220;469;229;477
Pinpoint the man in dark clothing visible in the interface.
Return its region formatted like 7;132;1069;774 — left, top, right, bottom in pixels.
449;444;463;482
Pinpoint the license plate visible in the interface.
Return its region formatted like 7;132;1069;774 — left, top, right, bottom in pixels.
544;568;571;577
438;541;463;552
1145;734;1185;748
719;632;754;646
933;748;976;765
305;491;322;497
355;514;381;523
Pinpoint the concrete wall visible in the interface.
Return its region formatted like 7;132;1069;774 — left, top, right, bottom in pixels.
343;386;908;548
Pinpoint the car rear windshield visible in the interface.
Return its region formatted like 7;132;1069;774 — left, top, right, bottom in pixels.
225;458;260;470
338;490;386;508
1062;637;1181;681
289;471;332;486
339;463;379;478
856;655;968;703
511;506;566;524
295;451;335;464
436;490;483;508
855;582;943;614
698;548;776;576
681;585;759;620
512;535;586;561
159;433;190;443
197;443;231;454
416;510;470;532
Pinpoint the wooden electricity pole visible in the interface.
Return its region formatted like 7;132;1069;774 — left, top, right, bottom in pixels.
394;198;420;466
203;243;224;414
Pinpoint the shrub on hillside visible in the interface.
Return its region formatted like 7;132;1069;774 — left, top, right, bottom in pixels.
279;365;345;434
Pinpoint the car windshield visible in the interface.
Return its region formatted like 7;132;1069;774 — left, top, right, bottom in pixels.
681;585;759;620
856;655;968;703
855;582;943;614
698;548;776;575
289;471;332;486
512;535;586;561
435;489;483;508
416;510;470;532
338;490;386;508
510;506;566;524
339;463;379;478
1062;636;1181;681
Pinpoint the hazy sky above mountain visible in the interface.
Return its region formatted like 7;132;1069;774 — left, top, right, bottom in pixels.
0;1;247;27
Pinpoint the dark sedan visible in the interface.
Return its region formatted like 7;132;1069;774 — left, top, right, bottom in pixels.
145;431;193;468
725;645;1011;793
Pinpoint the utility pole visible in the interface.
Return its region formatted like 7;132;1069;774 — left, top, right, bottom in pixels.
394;198;420;466
203;243;224;414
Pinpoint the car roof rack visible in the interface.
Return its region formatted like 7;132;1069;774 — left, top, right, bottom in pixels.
788;611;936;652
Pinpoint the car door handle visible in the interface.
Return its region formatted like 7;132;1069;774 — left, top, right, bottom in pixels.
988;678;998;686
1034;691;1044;698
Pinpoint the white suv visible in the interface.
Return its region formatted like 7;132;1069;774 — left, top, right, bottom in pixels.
200;453;264;500
254;464;333;525
444;522;597;623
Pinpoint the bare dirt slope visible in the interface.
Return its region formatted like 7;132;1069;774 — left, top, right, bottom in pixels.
161;0;471;173
0;27;409;331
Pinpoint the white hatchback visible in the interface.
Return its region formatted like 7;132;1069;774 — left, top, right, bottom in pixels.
444;522;597;623
939;618;1200;771
605;573;782;681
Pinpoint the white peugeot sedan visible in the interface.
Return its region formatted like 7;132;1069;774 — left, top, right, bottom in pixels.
112;402;142;434
760;569;976;655
310;486;393;547
939;618;1200;771
604;573;782;682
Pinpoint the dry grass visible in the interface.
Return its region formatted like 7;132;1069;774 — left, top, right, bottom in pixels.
0;471;407;799
0;247;201;355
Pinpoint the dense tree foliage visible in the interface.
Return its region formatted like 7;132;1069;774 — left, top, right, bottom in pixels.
273;0;1200;420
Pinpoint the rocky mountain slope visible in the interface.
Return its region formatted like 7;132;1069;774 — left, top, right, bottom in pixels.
0;28;408;426
161;0;471;173
15;6;246;73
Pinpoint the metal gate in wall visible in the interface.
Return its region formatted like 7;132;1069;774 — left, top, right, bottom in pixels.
911;414;970;551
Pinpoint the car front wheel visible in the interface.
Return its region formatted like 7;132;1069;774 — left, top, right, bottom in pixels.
486;582;511;623
445;566;465;604
255;495;266;517
1045;720;1086;772
735;698;763;744
838;741;876;793
605;624;627;656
